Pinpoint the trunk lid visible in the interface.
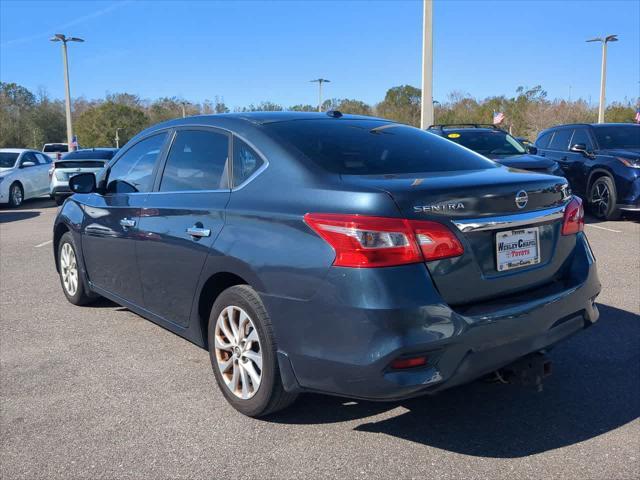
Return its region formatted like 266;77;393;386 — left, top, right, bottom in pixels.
342;167;572;306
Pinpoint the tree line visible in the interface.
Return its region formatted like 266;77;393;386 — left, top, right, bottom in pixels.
1;81;637;149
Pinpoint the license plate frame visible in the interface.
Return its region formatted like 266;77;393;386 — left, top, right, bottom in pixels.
495;227;541;272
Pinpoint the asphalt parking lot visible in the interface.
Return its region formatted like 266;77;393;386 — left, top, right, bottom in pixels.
1;198;638;480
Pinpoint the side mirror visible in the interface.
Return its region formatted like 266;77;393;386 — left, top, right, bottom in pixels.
69;173;96;194
527;146;538;155
570;143;589;155
20;161;36;168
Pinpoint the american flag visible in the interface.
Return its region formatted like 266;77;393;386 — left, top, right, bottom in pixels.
493;111;505;125
635;107;640;123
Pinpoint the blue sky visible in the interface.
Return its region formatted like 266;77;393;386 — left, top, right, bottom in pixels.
1;0;638;109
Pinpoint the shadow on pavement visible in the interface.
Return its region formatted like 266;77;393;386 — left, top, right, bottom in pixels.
268;303;639;458
0;211;40;223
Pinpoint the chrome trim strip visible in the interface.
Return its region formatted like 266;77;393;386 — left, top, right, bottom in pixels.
452;204;566;233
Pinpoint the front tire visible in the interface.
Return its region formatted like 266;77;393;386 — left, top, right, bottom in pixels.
589;176;620;220
57;232;96;305
8;182;23;207
208;285;297;417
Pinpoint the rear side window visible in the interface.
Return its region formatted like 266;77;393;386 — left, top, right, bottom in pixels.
264;120;496;174
548;129;572;151
160;130;229;192
108;133;167;193
233;137;264;186
35;153;51;164
535;131;553;148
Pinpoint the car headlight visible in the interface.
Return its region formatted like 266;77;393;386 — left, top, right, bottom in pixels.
617;157;640;169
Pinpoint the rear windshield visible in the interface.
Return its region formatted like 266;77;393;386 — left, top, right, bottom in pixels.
443;130;526;156
61;149;117;160
43;144;68;153
0;152;19;168
263;120;497;174
592;125;640;149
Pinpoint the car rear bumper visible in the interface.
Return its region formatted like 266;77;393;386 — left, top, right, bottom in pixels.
51;186;72;197
264;232;600;400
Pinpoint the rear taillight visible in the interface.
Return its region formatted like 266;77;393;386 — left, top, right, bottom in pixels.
561;196;584;235
303;213;463;268
48;167;54;179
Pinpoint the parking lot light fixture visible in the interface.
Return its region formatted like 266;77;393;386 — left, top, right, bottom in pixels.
586;34;618;124
310;79;330;112
50;34;84;150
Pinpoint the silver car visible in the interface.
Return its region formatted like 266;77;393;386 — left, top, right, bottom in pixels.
50;148;117;205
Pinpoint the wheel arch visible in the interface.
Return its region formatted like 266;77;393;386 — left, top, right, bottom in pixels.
53;222;70;272
586;167;616;195
197;271;250;348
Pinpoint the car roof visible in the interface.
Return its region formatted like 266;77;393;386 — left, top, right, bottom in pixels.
0;148;32;153
146;111;390;130
544;122;636;129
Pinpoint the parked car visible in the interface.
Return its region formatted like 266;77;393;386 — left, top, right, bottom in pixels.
53;112;600;417
42;143;69;161
49;148;118;205
535;123;640;220
0;148;52;207
428;124;563;176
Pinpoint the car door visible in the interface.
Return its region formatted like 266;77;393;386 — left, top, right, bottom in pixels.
17;152;41;198
81;132;169;306
33;152;52;195
543;128;576;184
135;128;231;327
565;127;595;195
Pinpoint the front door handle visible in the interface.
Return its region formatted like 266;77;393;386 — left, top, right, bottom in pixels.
187;226;211;238
120;218;136;228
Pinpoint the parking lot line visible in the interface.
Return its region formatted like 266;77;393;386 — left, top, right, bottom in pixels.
585;224;622;233
34;240;53;248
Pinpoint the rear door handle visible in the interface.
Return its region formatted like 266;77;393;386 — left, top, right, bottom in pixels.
187;226;211;238
120;218;136;228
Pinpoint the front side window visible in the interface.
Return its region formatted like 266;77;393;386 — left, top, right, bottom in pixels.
264;120;496;175
548;129;572;151
159;130;229;192
569;128;594;150
233;137;264;186
21;152;39;166
107;133;167;193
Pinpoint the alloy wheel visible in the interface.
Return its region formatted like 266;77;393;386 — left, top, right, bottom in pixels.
591;182;610;217
10;185;23;206
214;305;263;400
60;243;78;296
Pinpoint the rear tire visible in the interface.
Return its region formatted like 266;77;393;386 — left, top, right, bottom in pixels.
54;196;65;206
57;232;96;305
589;176;620;220
8;182;23;208
208;285;297;417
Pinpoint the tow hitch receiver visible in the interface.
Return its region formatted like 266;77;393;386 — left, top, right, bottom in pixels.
497;352;552;392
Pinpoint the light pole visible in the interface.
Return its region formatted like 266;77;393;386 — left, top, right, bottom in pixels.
50;33;84;150
115;128;122;148
586;34;618;123
310;79;330;112
420;0;434;129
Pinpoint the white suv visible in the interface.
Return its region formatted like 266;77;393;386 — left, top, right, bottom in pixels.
50;148;117;205
42;143;69;161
